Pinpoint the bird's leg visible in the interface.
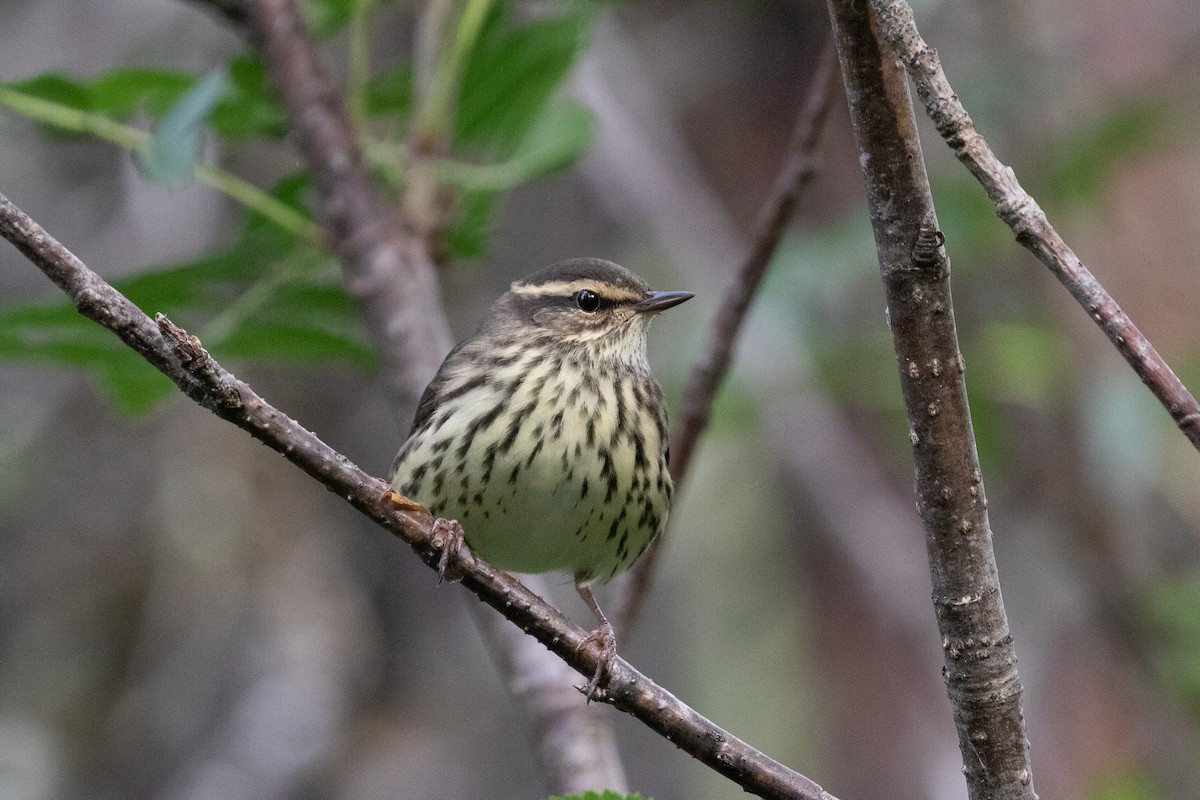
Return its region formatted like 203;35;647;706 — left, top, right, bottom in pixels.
431;518;467;584
575;579;617;701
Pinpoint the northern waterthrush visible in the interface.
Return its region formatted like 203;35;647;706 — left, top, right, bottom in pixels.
391;258;692;697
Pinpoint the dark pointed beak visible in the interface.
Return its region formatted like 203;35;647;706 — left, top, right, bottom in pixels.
634;290;694;314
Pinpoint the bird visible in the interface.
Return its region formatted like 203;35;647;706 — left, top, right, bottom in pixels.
390;257;692;698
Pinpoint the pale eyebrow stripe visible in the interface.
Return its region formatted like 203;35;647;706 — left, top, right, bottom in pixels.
511;280;644;302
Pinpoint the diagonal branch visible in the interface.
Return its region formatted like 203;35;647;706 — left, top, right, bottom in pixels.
669;38;840;490
867;0;1200;453
617;40;841;631
0;190;839;800
826;1;1038;797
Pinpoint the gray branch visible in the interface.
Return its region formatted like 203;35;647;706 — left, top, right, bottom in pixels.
825;1;1038;798
868;0;1200;452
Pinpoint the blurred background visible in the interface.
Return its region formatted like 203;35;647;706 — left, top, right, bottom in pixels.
1;0;1199;799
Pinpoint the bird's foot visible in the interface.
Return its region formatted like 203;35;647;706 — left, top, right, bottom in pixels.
431;517;467;584
576;620;617;701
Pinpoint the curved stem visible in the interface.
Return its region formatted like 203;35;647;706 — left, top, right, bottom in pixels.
0;85;319;243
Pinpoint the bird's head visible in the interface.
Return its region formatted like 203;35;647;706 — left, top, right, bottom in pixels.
490;258;693;366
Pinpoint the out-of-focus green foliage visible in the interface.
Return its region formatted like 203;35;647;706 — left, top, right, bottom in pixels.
1085;769;1163;800
1143;574;1200;718
209;56;288;138
0;0;596;412
300;0;357;38
1040;103;1166;212
0;177;372;413
5;69;193;121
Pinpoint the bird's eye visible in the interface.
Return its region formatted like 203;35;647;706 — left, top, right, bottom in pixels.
574;289;600;312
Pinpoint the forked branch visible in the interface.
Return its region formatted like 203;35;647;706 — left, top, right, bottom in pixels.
826;0;1038;797
868;0;1200;452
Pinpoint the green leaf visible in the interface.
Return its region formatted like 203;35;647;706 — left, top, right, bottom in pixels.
209;56;288;138
5;69;195;120
96;356;177;414
245;172;316;236
441;187;496;259
0;203;327;414
139;69;228;186
301;0;355;38
86;68;195;118
456;5;588;152
4;73;92;113
548;792;650;800
215;320;375;368
1143;575;1200;715
441;101;595;192
366;65;414;117
0;308;175;415
514;101;594;176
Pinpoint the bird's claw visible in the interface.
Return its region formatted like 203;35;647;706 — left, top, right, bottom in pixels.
431;518;466;584
576;620;617;701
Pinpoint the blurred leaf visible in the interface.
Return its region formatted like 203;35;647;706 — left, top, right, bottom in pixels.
440;5;594;259
5;69;193;119
4;73;95;115
1041;102;1166;210
209;56;287;138
1085;770;1162;800
139;70;228;186
1143;574;1200;719
245;172;316;235
442;101;595;191
216;320;375;368
970;321;1068;407
87;68;195;118
269;281;360;316
366;65;413;117
441;187;496;259
456;5;587;151
0;312;176;415
301;0;355;37
0;191;363;414
549;792;650;800
96;356;178;414
513;101;594;176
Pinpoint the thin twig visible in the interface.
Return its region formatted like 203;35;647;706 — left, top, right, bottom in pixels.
867;0;1200;453
825;1;1038;797
0;191;839;800
616;40;841;632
